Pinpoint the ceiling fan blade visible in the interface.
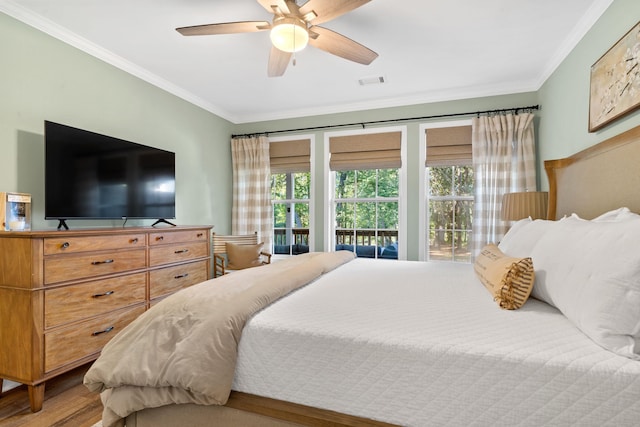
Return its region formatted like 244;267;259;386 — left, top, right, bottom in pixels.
256;0;291;16
176;21;270;36
268;46;292;77
299;0;370;25
308;26;377;65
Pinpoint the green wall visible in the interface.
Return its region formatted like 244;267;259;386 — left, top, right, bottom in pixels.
538;0;640;188
0;13;234;231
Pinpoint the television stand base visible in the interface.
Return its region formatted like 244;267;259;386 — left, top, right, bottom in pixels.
151;218;176;227
56;219;69;230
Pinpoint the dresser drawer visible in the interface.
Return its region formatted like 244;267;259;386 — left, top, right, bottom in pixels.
44;305;145;372
45;272;146;328
44;234;146;255
44;248;146;285
149;229;208;246
148;241;208;267
149;260;209;300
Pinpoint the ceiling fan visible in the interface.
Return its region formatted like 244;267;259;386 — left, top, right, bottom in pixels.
175;0;378;77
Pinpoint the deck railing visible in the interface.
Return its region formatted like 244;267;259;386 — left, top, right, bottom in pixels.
335;229;398;247
274;229;398;246
273;228;309;246
273;228;399;258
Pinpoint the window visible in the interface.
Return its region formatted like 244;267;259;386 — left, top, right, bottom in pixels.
272;172;310;255
423;123;474;262
334;169;399;259
328;129;404;260
428;166;474;261
270;137;312;256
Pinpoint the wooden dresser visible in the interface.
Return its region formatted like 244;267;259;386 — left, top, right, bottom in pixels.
0;225;211;412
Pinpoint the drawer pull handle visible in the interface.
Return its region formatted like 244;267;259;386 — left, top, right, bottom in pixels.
91;259;114;265
92;290;115;298
61;242;70;249
130;238;139;244
92;326;114;336
174;273;189;279
174;249;189;254
197;233;203;238
156;236;164;241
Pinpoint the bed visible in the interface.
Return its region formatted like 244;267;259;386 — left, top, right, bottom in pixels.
84;125;640;427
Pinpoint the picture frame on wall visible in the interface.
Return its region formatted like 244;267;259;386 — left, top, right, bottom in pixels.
589;20;640;132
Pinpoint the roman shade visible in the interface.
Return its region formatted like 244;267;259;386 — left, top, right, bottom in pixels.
269;139;311;174
425;125;472;167
329;131;401;171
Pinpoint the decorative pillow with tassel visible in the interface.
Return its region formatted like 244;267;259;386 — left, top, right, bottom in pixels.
474;244;535;310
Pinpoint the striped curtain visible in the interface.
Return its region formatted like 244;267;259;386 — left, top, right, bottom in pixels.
231;136;273;250
471;113;536;257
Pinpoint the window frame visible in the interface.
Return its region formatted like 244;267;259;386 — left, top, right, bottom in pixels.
324;126;407;260
269;134;315;258
419;119;473;262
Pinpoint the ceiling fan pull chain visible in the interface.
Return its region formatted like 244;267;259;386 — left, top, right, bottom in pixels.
293;24;297;67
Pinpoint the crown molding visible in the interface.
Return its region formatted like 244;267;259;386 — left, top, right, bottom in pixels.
0;1;237;123
534;0;614;88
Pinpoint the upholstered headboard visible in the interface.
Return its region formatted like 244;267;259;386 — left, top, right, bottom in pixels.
544;125;640;220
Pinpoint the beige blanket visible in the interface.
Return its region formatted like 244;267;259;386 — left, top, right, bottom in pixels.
84;251;355;427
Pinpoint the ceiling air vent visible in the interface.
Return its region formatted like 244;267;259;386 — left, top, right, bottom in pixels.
358;75;386;86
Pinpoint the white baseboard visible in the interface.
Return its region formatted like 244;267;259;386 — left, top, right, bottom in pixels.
1;379;20;393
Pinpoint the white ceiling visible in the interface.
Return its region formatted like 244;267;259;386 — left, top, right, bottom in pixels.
1;0;612;124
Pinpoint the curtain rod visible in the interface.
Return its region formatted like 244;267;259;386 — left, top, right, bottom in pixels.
231;104;540;138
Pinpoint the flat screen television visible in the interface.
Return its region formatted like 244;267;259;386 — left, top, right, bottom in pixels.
45;120;176;229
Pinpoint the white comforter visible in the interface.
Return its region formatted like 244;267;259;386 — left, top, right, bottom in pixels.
233;259;640;426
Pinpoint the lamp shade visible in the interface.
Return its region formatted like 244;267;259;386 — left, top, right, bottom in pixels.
501;191;549;221
270;18;309;53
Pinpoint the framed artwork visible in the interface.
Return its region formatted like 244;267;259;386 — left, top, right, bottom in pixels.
589;21;640;132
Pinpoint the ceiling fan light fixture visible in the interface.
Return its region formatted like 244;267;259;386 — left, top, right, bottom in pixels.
270;17;309;53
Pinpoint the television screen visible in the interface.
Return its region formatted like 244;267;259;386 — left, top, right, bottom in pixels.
45;121;176;222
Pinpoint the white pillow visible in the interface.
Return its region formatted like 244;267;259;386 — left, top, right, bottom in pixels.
526;215;640;359
591;207;640;222
566;207;639;222
498;217;552;258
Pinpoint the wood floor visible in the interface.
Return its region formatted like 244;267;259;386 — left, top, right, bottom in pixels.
0;364;101;427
